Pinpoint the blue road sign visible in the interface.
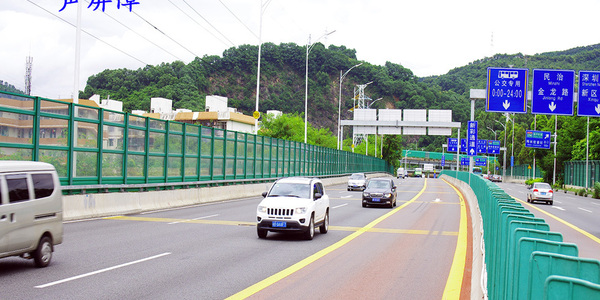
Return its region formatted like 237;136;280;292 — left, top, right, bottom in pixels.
467;121;478;156
461;157;469;166
477;139;487;154
461;139;467;153
532;69;575;115
475;157;487;166
441;154;445;167
525;130;551;149
578;71;600;117
447;138;458;152
487;140;501;154
511;156;514;167
487;67;529;113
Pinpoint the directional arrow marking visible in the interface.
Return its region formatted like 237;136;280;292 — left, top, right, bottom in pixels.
470;148;475;155
549;102;557;112
596;104;600;114
503;100;510;110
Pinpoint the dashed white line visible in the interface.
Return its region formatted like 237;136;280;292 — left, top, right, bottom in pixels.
578;207;593;213
168;214;219;225
591;202;600;206
332;203;348;209
341;195;352;198
35;252;172;288
553;206;565;211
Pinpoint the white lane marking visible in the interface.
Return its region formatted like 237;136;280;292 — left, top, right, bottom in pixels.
554;200;562;204
341;195;352;198
591;202;600;206
332;203;348;209
578;207;593;213
434;198;441;202
553;206;565;211
35;252;172;288
168;214;219;225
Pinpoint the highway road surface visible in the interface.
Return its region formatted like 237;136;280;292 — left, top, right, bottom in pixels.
1;176;470;299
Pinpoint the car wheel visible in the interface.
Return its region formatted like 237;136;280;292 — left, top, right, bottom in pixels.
549;201;553;205
257;227;268;239
33;236;53;268
362;202;367;208
319;211;329;234
304;216;314;240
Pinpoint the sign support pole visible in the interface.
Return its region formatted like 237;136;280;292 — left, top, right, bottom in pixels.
586;117;590;190
553;117;558;186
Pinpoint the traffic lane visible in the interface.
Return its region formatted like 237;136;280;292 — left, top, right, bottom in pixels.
496;182;600;261
246;178;463;299
1;181;401;299
326;177;424;228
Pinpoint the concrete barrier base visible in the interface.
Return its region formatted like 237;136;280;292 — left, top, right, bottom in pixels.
440;174;486;300
63;173;390;221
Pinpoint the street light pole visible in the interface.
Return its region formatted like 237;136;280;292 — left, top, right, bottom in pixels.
338;63;362;150
254;0;272;135
495;116;509;182
305;30;336;144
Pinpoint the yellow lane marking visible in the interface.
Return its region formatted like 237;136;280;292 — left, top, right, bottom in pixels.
103;216;458;235
225;179;429;300
512;196;600;245
441;178;468;300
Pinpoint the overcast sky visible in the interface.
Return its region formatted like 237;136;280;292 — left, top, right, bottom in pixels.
1;0;599;100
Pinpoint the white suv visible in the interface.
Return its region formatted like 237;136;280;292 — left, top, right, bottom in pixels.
257;177;329;240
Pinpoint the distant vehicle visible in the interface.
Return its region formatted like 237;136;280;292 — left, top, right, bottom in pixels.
396;168;406;179
256;177;329;240
0;161;63;268
347;173;367;191
473;167;483;176
489;174;502;182
527;182;554;205
362;178;397;208
413;168;423;178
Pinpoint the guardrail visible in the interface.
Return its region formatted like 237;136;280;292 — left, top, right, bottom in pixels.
0;90;392;189
442;171;600;299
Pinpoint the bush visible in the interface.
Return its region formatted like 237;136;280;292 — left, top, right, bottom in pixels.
577;188;587;196
594;182;600;199
526;178;544;186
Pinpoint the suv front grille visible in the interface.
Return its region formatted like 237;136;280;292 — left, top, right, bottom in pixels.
267;208;294;216
369;193;384;197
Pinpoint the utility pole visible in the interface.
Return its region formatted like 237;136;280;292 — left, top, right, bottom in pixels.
25;56;33;95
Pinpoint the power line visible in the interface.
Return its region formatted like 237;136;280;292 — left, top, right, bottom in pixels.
87;0;184;61
167;0;231;48
26;0;148;65
217;0;259;40
181;0;236;47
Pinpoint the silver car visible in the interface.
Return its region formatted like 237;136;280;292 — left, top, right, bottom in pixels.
347;173;367;191
527;182;554;205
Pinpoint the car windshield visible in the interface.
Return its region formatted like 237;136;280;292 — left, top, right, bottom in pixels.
534;183;551;189
367;180;391;189
350;174;365;180
269;182;310;198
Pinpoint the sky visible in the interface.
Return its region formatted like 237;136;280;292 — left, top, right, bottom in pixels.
1;0;599;100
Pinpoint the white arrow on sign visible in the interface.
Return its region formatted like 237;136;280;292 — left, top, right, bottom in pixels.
596;104;600;114
470;148;475;155
549;102;557;112
503;100;510;110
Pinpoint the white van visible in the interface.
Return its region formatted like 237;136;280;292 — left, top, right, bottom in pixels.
0;161;63;267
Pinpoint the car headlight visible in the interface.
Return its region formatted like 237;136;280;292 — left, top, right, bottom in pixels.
258;205;267;213
295;207;307;214
384;193;392;198
363;192;370;197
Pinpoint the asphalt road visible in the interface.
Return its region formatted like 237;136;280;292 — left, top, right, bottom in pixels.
495;181;600;261
1;176;467;300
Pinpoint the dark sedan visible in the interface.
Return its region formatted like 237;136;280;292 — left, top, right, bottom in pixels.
362;178;397;208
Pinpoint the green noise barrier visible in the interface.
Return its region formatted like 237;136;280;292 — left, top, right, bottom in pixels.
441;171;600;300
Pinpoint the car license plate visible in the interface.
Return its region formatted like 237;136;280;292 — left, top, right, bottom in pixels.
372;198;380;202
541;192;546;195
272;221;286;228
